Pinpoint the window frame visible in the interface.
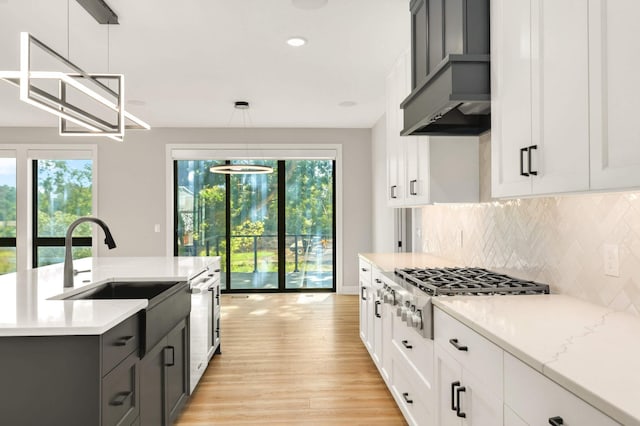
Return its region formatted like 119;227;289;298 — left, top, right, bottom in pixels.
166;144;344;293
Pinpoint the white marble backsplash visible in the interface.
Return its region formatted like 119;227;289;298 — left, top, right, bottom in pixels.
419;136;640;316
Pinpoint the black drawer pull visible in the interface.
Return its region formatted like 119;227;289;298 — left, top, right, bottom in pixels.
520;147;529;176
374;300;381;318
451;381;460;411
361;267;368;272
374;278;382;283
360;286;367;301
456;386;467;418
401;340;412;349
213;268;221;273
402;392;413;404
529;145;538;175
390;185;398;199
449;338;468;351
549;417;564;426
109;391;132;406
165;346;175;367
114;336;134;346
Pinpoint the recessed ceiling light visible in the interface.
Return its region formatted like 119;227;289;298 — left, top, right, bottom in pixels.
287;37;307;47
292;0;328;10
338;101;357;107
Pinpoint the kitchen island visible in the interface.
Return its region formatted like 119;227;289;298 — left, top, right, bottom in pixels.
0;256;217;426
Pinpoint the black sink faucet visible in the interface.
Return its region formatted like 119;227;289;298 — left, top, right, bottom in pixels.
63;217;117;288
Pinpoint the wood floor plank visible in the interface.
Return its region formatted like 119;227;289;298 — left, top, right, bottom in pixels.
175;293;406;425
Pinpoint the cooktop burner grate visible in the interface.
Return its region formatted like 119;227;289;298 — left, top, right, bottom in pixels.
394;267;550;296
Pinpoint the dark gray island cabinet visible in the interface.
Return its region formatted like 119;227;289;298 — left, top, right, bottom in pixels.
0;313;189;426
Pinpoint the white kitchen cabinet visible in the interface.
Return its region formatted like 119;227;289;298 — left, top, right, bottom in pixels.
434;307;503;426
358;259;373;352
386;50;479;207
491;0;589;198
371;271;384;367
504;352;619;426
589;0;640;190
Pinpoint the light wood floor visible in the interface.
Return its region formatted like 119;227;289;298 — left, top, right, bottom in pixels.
175;293;407;425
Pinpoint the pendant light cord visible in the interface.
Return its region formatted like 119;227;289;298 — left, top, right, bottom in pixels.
66;0;70;60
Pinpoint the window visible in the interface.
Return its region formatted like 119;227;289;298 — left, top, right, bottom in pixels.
174;155;336;292
32;158;94;267
0;155;17;274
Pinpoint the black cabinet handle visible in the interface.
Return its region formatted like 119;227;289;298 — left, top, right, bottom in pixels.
374;301;381;318
214;268;221;273
360;286;367;301
456;386;467;418
549;417;564;426
109;391;132;406
451;381;460;411
165;346;175;367
529;145;538;175
114;335;134;346
520;147;529;176
391;185;398;199
409;179;417;195
375;278;382;284
449;338;468;351
361;267;368;272
401;340;412;349
402;392;413;404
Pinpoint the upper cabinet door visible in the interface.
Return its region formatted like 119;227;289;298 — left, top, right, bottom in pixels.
491;0;533;198
492;0;590;198
530;0;589;194
589;0;640;190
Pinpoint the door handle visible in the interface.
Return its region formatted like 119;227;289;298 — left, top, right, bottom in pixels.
409;179;417;195
529;145;538;175
456;386;467;418
164;346;175;367
520;147;529;176
451;381;460;411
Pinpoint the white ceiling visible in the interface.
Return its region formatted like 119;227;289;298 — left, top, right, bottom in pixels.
0;0;410;129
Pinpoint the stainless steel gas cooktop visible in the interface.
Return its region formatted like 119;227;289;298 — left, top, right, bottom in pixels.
394;267;550;296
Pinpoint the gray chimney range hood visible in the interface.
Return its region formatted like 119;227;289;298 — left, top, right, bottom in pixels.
400;0;490;136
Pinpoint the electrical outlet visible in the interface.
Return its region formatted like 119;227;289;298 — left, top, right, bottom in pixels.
603;244;619;277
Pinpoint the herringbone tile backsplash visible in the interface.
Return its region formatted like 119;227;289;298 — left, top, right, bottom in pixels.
419;136;640;315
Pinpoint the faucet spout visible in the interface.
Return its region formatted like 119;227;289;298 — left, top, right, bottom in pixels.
63;217;117;288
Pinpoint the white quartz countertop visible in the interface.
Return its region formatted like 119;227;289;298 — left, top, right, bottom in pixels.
359;252;459;271
434;295;640;426
0;257;216;337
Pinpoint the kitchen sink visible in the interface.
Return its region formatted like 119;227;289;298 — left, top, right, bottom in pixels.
64;280;191;355
65;281;182;306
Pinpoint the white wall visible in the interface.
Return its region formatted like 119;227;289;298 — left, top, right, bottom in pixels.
0;126;372;293
371;115;395;252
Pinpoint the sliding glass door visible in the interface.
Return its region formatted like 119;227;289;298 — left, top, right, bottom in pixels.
175;159;335;292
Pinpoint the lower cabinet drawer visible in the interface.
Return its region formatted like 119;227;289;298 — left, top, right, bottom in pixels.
504;352;619;426
391;357;433;426
102;314;140;376
434;307;503;395
102;351;140;426
392;318;433;387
